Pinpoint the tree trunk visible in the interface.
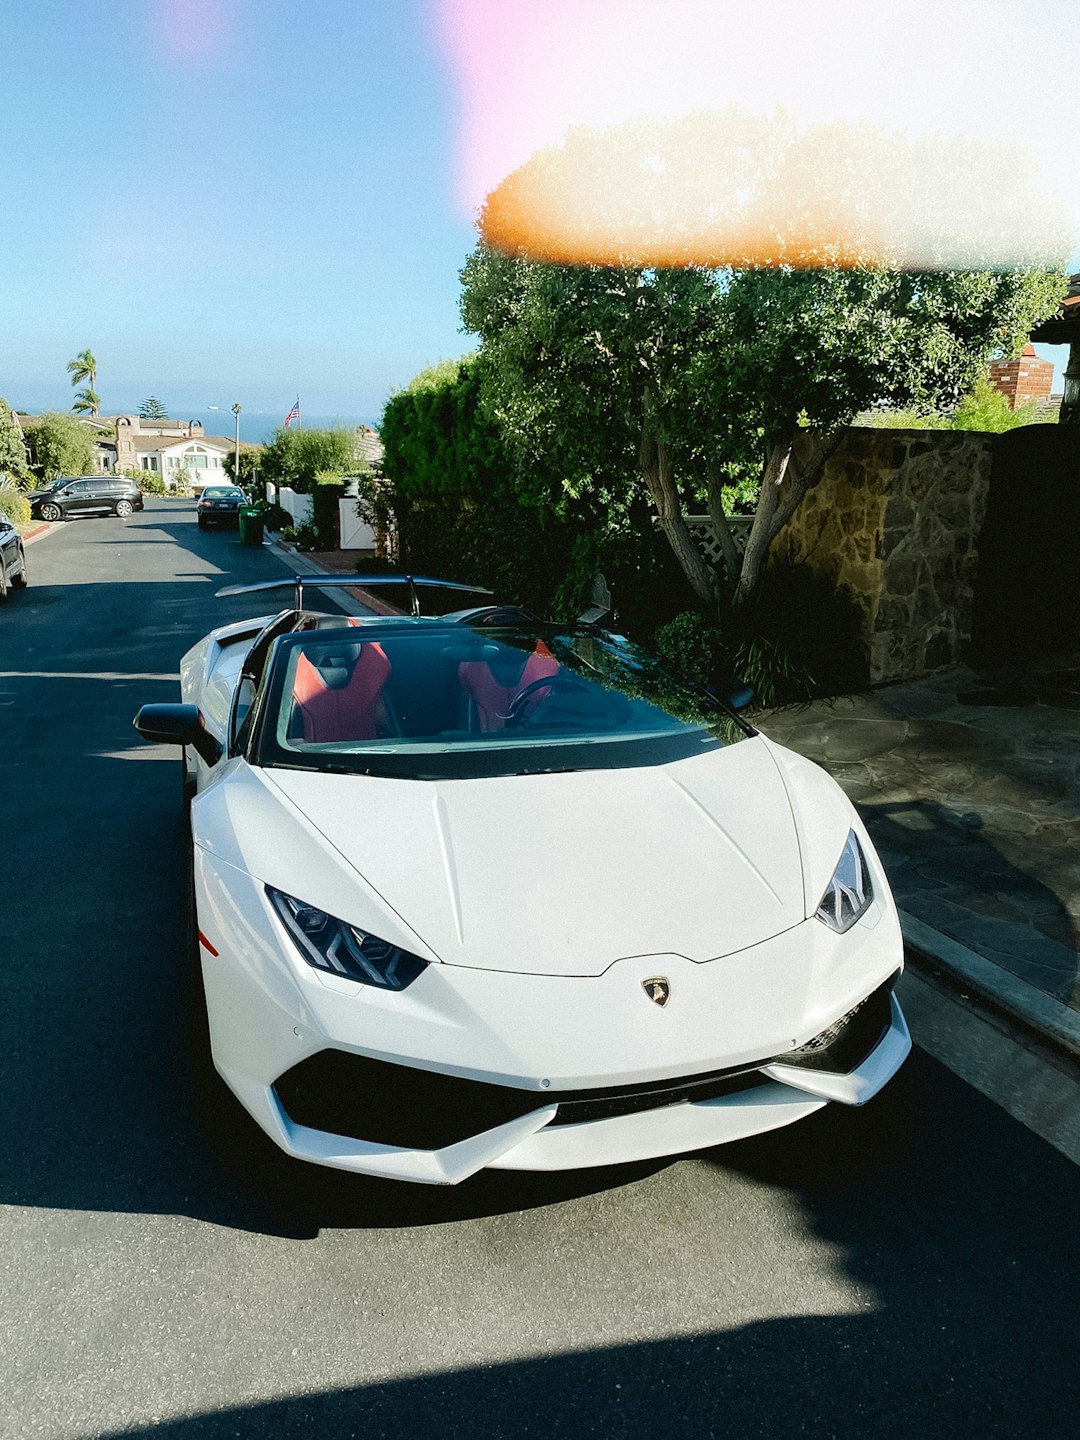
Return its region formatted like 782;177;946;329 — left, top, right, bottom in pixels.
732;429;844;607
704;459;741;583
639;419;717;606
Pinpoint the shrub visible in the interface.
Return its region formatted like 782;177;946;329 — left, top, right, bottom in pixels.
653;611;730;685
283;521;320;552
137;471;166;495
0;483;31;527
655;563;868;708
262;502;291;532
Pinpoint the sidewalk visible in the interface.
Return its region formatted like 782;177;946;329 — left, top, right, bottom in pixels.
761;661;1080;1057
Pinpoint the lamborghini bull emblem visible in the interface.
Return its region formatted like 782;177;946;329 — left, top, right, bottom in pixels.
642;977;670;1008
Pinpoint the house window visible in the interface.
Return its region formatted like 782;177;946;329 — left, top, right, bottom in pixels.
140;455;159;472
184;452;209;469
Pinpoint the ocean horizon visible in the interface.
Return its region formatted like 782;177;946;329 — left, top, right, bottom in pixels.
12;401;379;447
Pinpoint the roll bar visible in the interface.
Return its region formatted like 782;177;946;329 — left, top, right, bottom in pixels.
215;573;493;618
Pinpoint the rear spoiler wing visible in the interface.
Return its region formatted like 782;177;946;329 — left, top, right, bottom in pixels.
215;573;492;617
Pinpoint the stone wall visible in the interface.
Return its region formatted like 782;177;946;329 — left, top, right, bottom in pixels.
774;428;994;684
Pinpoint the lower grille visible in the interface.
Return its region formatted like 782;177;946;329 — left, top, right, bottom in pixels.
273;1051;542;1151
272;976;898;1151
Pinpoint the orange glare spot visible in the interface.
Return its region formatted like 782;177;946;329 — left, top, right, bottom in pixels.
479;112;1068;271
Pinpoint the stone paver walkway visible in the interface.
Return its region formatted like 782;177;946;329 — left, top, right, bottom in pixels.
762;662;1080;1015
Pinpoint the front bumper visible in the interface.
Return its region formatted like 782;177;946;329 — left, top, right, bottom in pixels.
194;847;910;1184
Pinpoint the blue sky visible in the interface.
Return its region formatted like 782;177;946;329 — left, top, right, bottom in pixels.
3;0;1075;424
2;0;475;421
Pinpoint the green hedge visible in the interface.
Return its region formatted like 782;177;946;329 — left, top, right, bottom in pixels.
394;488;695;630
311;473;345;548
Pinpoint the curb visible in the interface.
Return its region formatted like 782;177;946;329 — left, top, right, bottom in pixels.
20;521;55;545
899;909;1080;1062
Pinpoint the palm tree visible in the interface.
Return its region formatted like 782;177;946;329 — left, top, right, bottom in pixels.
72;388;101;416
66;349;99;416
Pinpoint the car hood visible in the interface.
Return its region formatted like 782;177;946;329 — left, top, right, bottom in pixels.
260;737;807;977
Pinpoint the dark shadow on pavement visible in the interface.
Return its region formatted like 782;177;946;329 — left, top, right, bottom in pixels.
861;797;1079;1006
92;1053;1080;1435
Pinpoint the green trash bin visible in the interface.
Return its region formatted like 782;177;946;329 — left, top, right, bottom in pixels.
238;505;265;547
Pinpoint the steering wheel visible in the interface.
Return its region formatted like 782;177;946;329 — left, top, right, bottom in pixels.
504;674;585;726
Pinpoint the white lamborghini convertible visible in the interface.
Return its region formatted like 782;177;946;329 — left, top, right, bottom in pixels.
134;574;910;1185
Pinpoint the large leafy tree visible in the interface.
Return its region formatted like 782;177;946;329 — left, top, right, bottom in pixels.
464;111;1067;607
462;248;1065;606
26;411;96;479
66;349;99;417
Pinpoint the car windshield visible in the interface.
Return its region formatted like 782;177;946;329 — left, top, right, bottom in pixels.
254;623;752;780
202;486;243;499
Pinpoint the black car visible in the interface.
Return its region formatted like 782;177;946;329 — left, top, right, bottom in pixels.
0;512;29;601
196;485;246;529
29;475;144;521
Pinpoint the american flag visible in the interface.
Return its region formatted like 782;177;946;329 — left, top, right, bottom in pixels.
283;398;301;429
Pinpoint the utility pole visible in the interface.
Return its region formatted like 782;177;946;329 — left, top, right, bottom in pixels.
231;402;242;480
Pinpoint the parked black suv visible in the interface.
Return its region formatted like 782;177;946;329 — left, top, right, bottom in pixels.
29;475;144;521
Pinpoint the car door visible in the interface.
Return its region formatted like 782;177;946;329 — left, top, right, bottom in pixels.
86;478;115;512
62;480;96;516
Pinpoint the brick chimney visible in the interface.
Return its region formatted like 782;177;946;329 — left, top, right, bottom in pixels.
988;345;1053;408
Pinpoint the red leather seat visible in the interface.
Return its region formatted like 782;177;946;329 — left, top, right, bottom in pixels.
459;642;560;732
291;644;390;742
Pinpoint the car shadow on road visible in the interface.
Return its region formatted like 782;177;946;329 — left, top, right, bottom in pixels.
88;1054;1080;1436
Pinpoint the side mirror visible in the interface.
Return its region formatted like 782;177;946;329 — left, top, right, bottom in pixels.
133;703;222;765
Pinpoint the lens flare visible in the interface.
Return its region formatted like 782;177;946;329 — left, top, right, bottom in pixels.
437;0;1075;270
479;111;1068;270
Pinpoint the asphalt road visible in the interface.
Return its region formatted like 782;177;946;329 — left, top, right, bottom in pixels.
1;497;1077;1439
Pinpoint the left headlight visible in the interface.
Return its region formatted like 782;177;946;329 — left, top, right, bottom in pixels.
815;829;874;933
267;886;429;990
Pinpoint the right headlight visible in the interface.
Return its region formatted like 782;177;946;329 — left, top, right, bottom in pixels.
815;829;874;933
267;886;428;990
